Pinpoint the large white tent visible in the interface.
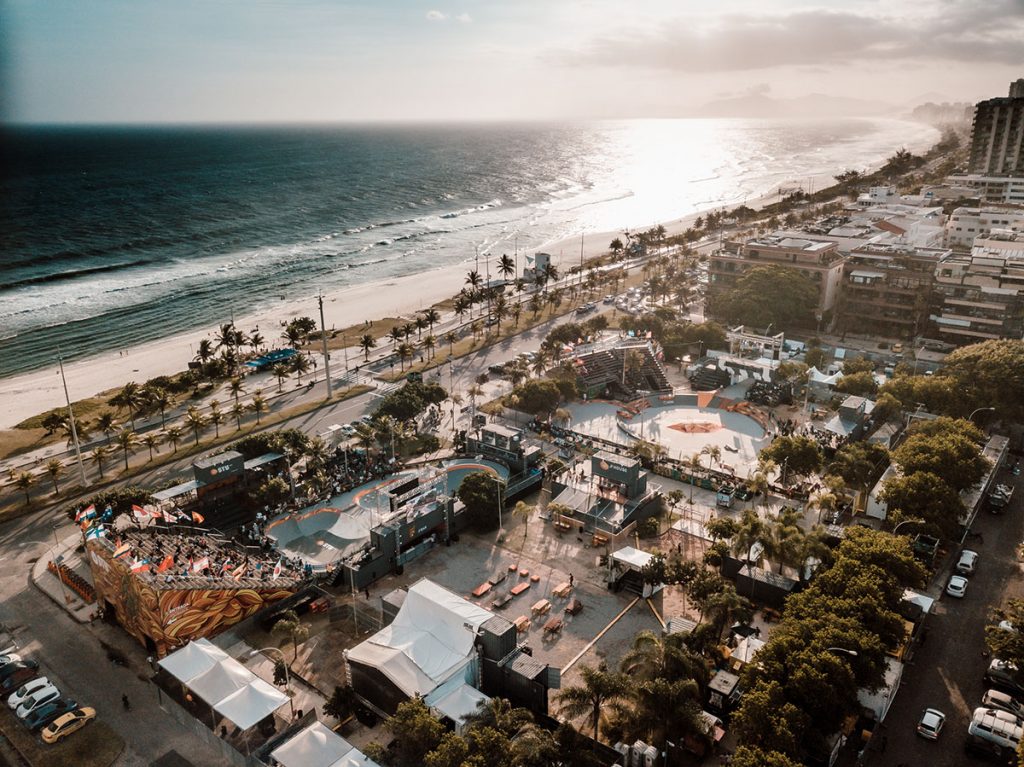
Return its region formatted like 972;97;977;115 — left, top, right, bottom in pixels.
270;721;381;767
214;678;290;730
346;579;491;699
427;682;490;735
188;659;256;706
157;637;229;682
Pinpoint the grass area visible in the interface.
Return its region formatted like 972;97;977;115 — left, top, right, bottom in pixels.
0;708;123;767
14;388;122;431
0;383;373;521
0;427;52;463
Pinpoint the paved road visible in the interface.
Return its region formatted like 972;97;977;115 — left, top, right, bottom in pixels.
879;467;1023;766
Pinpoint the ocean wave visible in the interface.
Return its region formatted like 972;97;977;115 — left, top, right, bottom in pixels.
0;258;155;292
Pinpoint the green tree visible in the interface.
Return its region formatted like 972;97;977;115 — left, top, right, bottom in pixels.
456;471;505;531
109;381;144;430
184;406;206;445
731;745;805;767
509;379;563;418
252;475;291;508
731;679;805;757
760;435;823;482
115;429;138;471
987;600;1024;686
892;425;989;492
380;697;446;767
880;471;964;538
556;662;629;742
828;441;889;509
715;265;818;329
250;394;268;424
942;339;1024;421
512;500;534;541
835;371;878;397
14;471;35;505
323;685;358;722
91;444;112;479
359;333;377;361
142;432;161;461
272;362;291;392
44;458;65;495
620;630;709;689
271;609;311;663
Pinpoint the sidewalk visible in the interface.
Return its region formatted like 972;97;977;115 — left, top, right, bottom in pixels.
30;532;96;624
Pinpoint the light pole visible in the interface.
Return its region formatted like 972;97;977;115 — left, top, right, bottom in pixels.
891;518;924;536
825;646;858;657
249;647;296;719
483;472;505;531
968;406;995;423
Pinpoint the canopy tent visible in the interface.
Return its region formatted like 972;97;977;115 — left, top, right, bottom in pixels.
271;722;367;767
188;659;256;706
158;638;229;683
611;546;653;572
730;636;765;667
214;678;289;730
346;579;492;699
807;367;842;386
427;682;490;734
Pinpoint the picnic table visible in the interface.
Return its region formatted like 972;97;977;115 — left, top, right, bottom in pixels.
514;615;531;633
488;572;508;586
491;593;512;610
510;582;530;596
471;582;492;598
565;598;583;615
552;582;572;598
531;598;551;616
519;569;530;577
543;616;563;635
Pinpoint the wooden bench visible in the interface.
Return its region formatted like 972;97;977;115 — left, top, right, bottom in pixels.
543;616;563;635
553;520;573;532
519;568;530;577
552;582;572;599
592;533;609;546
488;572;508;586
531;598;551;616
510;582;531;596
491;593;513;610
471;582;492;598
514;615;531;633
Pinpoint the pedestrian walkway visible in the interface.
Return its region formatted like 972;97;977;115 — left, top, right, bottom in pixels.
30;533;96;623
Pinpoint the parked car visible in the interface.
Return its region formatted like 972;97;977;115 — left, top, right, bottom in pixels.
969;707;1024;750
8;677;51;709
946;575;968;598
982;689;1024;720
985;659;1024;698
0;666;41;694
24;698;78;732
16;684;60;719
916;707;946;740
0;660;37;684
957;549;979;575
0;654;20;669
41;707;96;744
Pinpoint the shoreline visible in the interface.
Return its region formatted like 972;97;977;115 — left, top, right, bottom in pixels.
0;125;939;431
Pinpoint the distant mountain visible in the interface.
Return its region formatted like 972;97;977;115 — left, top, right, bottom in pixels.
695;92;894;118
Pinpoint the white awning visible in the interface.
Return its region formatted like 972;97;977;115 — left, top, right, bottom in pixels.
158;638;229;683
214;678;289;730
272;722;357;767
187;659;256;706
612;546;653;571
428;683;490;730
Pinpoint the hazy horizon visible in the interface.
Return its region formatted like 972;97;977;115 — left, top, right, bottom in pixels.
3;0;1023;124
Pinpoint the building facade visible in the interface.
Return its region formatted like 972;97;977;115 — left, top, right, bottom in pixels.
968;79;1024;177
943;206;1024;250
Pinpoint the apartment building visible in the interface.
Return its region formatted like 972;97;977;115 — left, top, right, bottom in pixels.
943;206;1024;249
836;243;947;339
968;79;1024;177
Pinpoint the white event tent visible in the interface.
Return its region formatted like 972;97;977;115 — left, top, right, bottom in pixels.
271;721;381;767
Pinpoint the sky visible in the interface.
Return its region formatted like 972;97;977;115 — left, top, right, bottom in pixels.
2;0;1023;123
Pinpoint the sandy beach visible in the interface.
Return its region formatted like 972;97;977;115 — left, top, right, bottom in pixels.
0;165;853;430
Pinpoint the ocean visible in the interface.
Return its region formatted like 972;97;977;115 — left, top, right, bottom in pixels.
0;118;938;379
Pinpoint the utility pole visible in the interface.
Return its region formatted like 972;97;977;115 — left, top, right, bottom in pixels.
57;350;87;487
318;292;333;400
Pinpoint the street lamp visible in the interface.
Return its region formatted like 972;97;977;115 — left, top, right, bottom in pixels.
891;518;924;536
968;406;996;423
825;646;858;657
249;648;296;719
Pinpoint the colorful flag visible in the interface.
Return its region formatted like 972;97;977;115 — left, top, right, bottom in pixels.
156;554;175;573
232;565;246;581
85;526;105;541
272;558;283;579
130;558;150;573
75;504;96;523
221;559;233;573
192;556;210;573
112;543;132;559
191;511;205;525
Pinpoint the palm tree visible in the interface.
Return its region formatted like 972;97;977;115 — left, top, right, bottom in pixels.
541;262;559;288
618;678;707;760
465;269;483;294
215;322;236;352
164;425;183;454
110;381;143;430
282;324;304;349
115;429;138;471
271;363;290;392
422;334;436;360
528;293;543;318
388;326;404;351
60;418;92;449
493;295;509;331
397;342;414;371
96;411;118;444
422;308;441;334
45;458;64;495
208;402;225;438
142;432;161;461
14;471;34;505
414;315;428;339
453;294;470;324
250;394;268;424
463;696;532;737
511;303;522;328
291;354;310;383
249;331;265;353
91;444;112;478
228;377;246;405
359;334;376;361
443;330;458;355
512;501;534;541
620;630;709;688
497;253;516;281
530;349;550;378
700;445;722;474
184;407;206;445
231;402;247;430
732;509;769;597
194;338;214;365
271;610;311;664
556;663;629;742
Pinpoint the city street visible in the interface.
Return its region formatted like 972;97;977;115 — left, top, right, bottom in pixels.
879;467;1024;766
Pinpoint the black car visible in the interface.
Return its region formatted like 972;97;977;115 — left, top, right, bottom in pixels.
0;666;41;694
0;660;38;684
24;697;77;731
964;732;1016;764
985;660;1024;700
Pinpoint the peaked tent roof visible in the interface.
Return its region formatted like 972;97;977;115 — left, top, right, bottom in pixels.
346;579;492;698
272;722;356;767
157;638;230;683
427;683;490;728
188;659;256;706
214;678;289;730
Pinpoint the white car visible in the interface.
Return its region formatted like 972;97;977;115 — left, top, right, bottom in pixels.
15;684;60;719
0;654;20;669
947;575;969;598
956;549;979;575
8;677;50;709
917;708;946;740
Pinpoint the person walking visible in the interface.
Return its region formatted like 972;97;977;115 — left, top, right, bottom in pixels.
122;694;131;711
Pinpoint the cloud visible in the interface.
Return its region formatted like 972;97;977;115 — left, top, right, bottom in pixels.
425;10;446;22
456;13;472;24
551;3;1024;72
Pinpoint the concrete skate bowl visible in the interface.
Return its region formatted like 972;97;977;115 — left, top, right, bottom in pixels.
442;459;509;494
266;505;374;567
566;395;770;476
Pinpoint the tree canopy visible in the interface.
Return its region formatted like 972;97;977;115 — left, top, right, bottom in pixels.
456;471;505;531
715;265;818;330
760;436;823;481
892;419;989;492
508;379;565;417
943;339;1024;420
879;471;964;538
374;381;447;422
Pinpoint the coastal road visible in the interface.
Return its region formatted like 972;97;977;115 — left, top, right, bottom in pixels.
875;468;1024;767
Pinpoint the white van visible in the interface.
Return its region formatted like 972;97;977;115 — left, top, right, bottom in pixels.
969;707;1024;749
982;689;1024;720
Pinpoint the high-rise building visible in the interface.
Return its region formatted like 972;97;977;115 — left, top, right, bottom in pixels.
968;79;1024;176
